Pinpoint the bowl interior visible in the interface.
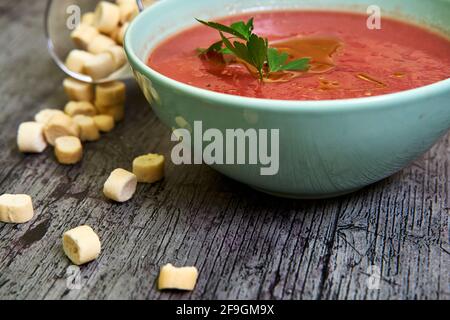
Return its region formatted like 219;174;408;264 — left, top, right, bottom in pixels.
127;0;450;66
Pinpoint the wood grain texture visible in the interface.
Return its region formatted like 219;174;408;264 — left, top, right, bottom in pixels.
0;1;448;300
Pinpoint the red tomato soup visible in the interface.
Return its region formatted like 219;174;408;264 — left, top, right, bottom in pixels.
147;11;450;100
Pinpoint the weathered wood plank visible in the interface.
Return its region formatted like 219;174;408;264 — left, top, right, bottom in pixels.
320;138;450;300
0;0;448;300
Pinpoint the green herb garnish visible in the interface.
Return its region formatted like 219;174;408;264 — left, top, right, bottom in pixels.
267;48;310;72
196;18;310;80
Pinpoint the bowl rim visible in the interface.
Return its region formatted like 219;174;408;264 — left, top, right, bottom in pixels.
124;1;450;113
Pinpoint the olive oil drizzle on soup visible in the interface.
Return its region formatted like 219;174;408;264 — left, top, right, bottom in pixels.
148;11;450;100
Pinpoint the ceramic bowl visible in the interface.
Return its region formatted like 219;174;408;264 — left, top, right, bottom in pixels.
125;0;450;198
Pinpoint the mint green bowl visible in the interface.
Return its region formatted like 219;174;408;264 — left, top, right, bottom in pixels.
125;0;450;199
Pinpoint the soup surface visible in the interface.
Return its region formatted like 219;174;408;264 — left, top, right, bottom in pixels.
148;11;450;100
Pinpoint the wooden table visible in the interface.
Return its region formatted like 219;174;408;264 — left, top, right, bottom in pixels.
0;0;448;300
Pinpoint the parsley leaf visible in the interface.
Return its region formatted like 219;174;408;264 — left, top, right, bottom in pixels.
230;18;254;40
247;34;268;79
196;17;311;81
220;32;251;63
267;48;289;72
220;47;233;55
197;41;234;56
197;40;224;55
280;58;310;71
268;48;310;72
196;19;248;40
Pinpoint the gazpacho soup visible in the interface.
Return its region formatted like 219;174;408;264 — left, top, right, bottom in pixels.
148;11;450;100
